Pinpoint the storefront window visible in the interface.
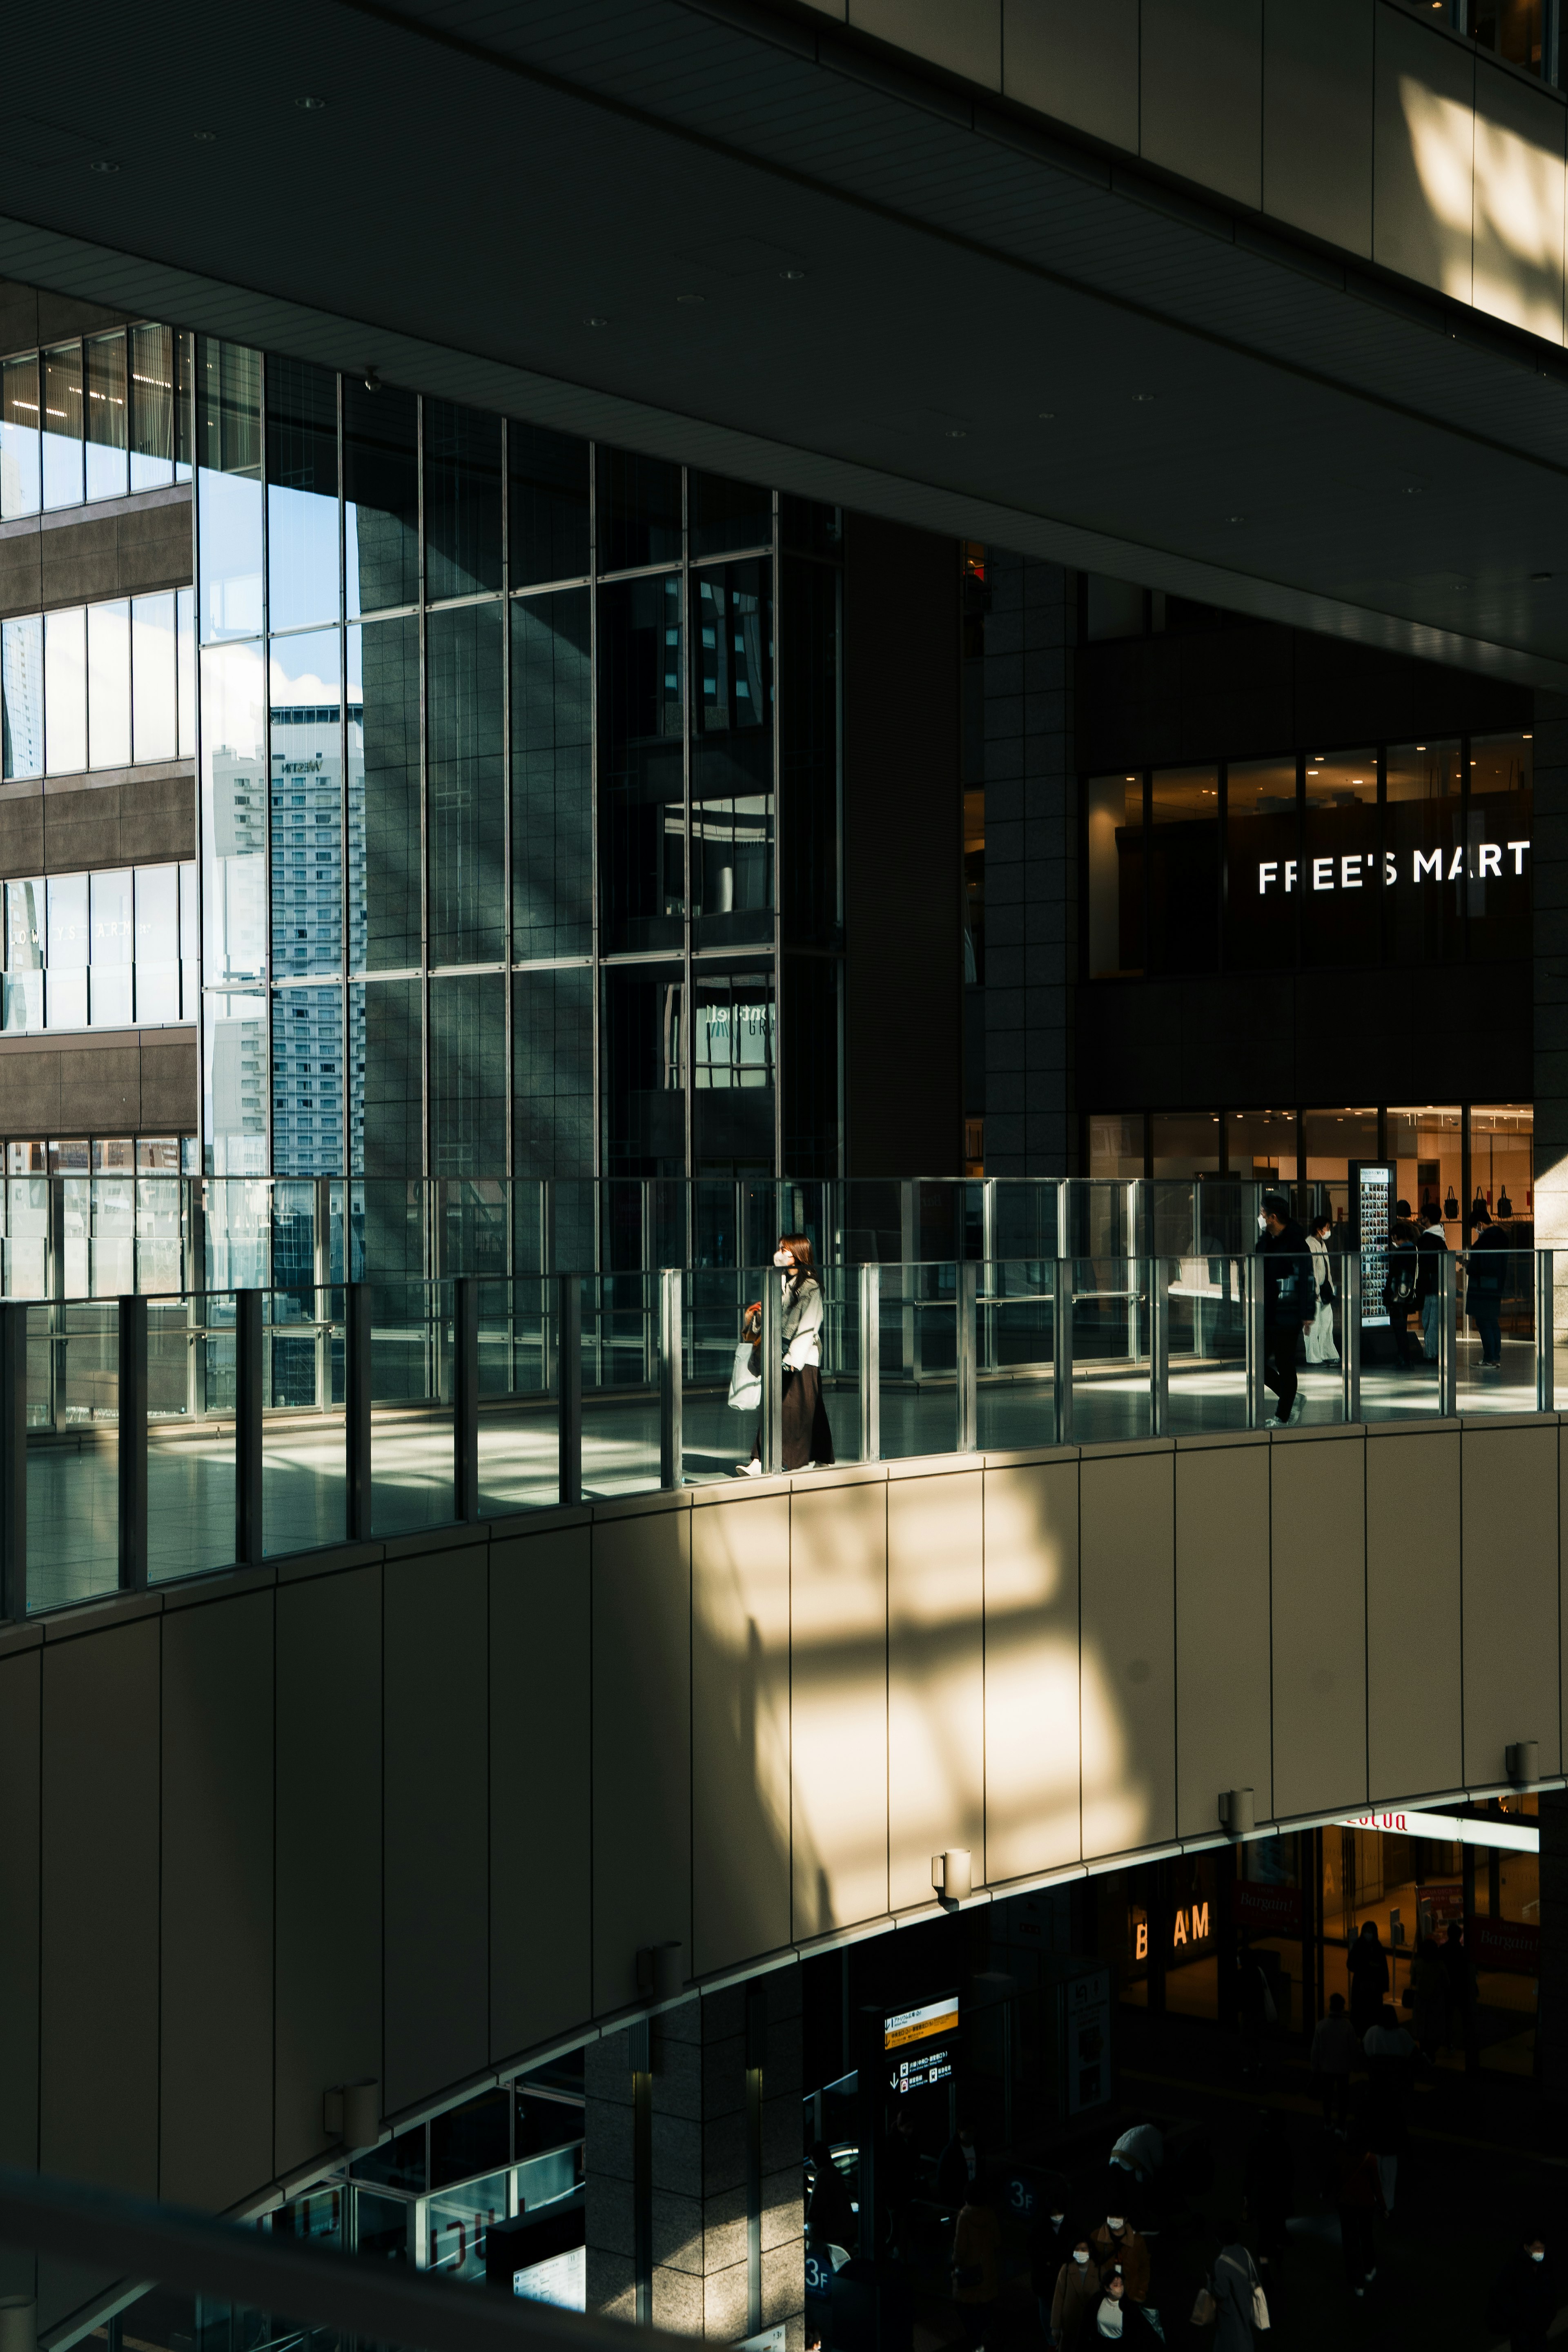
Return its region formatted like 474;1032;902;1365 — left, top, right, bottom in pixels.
1086;773;1143;976
1226;1108;1297;1185
1150;1111;1223;1178
1467;731;1532;963
1147;766;1218;973
1302;1107;1378;1222
1302;748;1377;967
1224;755;1296;970
1088;1112;1144;1177
1472;1105;1532;1228
1388;1105;1462;1235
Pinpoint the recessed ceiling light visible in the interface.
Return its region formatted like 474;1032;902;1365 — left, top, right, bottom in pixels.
89;159;119;173
295;95;328;110
779;268;806;282
1037;410;1055;421
946;428;967;440
1132;392;1155;404
1227;513;1245;523
676;293;706;305
192;129;217;142
584;316;608;327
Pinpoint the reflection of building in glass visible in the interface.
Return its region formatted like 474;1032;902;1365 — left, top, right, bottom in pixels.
270;702;347;1175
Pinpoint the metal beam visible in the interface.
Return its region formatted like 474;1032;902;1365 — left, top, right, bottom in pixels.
116;1296;147;1592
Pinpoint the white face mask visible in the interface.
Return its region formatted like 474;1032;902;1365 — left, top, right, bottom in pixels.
773;1251;791;1269
1532;2250;1547;2263
1050;2214;1066;2228
1107;2219;1125;2234
1074;2250;1091;2267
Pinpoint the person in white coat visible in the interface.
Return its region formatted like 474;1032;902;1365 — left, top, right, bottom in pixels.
1304;1207;1339;1365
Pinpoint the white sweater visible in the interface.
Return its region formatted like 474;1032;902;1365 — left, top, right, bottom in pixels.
782;1275;823;1370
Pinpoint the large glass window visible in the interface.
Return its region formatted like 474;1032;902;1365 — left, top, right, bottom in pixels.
350;978;423;1177
1;354;41;519
131;592;178;763
84;332;128;504
1301;1107;1378;1205
602;964;686;1177
1467;731;1532;964
89;868;134;1027
1086;774;1143;976
424;400;502;603
134;864;181;1025
691;558;773;950
512;588;591;962
267;356;340;633
598;572;684;955
509;422;590;589
41;343;83;510
201;639;267;987
597;448;680;574
1147;765;1218;973
269;628;343;980
205;992;269;1174
1301;747;1378;966
129;323;176;492
512;967;592;1178
197;339;263;642
1087;1112;1145;1177
2;615;43;780
427;601;505;967
430;971;507;1176
1224;755;1297;971
345;379;419;617
782;956;841;1178
44;608;86;776
691;965;775;1174
2;878;43;1034
1150;1111;1223;1178
349;616;421;971
1472;1104;1533;1226
1388;1105;1462;1238
87;600;131;771
689;472;771;559
46;874;89;1029
273;984;344;1177
1227;1107;1298;1184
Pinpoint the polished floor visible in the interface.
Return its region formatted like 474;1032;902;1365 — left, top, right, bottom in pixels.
23;1334;1547;1613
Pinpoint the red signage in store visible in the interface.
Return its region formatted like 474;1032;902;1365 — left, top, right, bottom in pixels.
1234;1881;1303;1938
1471;1915;1540;1975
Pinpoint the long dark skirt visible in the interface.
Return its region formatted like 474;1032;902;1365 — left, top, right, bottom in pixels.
752;1364;835;1470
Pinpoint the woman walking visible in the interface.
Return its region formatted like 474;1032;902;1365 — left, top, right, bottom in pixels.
1304;1207;1339;1365
742;1234;835;1474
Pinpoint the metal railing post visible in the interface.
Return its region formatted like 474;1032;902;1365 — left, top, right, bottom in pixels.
558;1273;582;1507
0;1301;26;1620
1341;1255;1361;1425
314;1174;332;1412
1244;1256;1267;1431
859;1263;880;1464
761;1272;783;1476
345;1281;372;1541
454;1276;479;1521
1149;1259;1170;1438
117;1293;147;1592
1438;1251;1457;1419
659;1268;683;1490
1053;1257;1074;1444
235;1287;263;1566
956;1259;978;1454
1537;1249;1555;1414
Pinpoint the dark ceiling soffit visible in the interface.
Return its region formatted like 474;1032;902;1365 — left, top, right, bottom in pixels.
670;0;1568;393
4;210;1564;692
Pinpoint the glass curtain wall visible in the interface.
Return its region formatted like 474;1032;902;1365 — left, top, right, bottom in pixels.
196;341;844;1198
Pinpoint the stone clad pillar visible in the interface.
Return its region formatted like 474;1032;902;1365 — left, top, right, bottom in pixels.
586;1965;804;2342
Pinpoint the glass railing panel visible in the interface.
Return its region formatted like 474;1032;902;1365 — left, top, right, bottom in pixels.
1167;1247;1248;1434
27;1298;118;1609
816;1262;860;1468
581;1272;659;1500
683;1263;763;1483
879;1261;961;1462
1458;1249;1537;1414
370;1278;454;1538
150;1290;236;1582
473;1276;554;1519
1359;1243;1447;1424
976;1257;1056;1453
136;1172;184;1292
264;1284;347;1557
1068;1255;1153;1446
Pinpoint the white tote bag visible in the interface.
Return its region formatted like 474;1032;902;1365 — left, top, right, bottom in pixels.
728;1339;761;1412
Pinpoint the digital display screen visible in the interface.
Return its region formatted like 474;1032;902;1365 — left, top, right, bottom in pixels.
1353;1161;1392;1329
883;1995;958;2093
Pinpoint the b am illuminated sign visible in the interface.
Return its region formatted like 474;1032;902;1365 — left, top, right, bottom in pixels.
883;1994;958;2095
1133;1902;1211;1960
1257;843;1529;895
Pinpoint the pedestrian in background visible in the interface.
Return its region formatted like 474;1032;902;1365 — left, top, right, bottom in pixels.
1490;2227;1561;2352
1347;1919;1390;2037
1310;1992;1356;2126
1254;1192;1316;1427
1048;2236;1102;2350
1304;1207;1339;1365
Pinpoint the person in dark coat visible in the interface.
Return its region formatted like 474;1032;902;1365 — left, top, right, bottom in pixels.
1383;1217;1422;1367
1468;1203;1512;1369
1346;1919;1390;2036
1254;1193;1316;1426
1416;1203;1448;1362
806;2139;856;2254
1333;2123;1383;2296
1489;2230;1561;2352
1029;2180;1077;2335
935;2124;982;2211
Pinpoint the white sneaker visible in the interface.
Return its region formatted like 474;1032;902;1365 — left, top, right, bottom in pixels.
741;1458;762;1478
1288;1398;1305;1425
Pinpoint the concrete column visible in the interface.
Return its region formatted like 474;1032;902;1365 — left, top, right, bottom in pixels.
981;553;1078;1177
1536;1789;1568;2093
586;1966;804;2342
